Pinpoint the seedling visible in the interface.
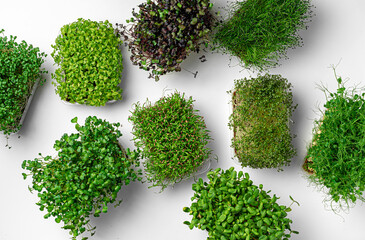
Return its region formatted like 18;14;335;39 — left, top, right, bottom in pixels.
22;116;142;239
184;167;299;240
229;74;296;170
129;91;212;190
118;0;214;81
0;29;47;135
52;18;123;106
305;73;365;209
213;0;313;70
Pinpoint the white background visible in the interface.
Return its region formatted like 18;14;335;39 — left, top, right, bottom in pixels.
1;0;365;239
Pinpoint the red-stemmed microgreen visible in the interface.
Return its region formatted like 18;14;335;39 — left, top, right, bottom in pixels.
117;0;214;81
129;91;212;190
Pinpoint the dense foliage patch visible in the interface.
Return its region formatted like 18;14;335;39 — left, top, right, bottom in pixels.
229;74;296;169
183;167;299;240
22;116;142;239
118;0;214;81
129;92;212;189
52;18;123;106
305;75;365;208
0;29;47;135
213;0;312;70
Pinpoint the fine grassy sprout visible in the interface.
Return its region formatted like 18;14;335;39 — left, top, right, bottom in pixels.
22;116;142;239
305;73;365;210
129;91;212;190
0;29;47;135
117;0;214;81
213;0;313;70
51;18;123;106
183;167;299;240
229;74;296;170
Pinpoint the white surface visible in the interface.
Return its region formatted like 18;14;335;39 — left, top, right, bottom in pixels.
1;0;365;239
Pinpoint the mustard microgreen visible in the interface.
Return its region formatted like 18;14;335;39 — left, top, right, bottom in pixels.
305;74;365;208
51;18;123;106
229;74;296;170
22;116;142;239
183;167;299;240
0;29;47;135
129;91;212;190
213;0;313;70
117;0;214;81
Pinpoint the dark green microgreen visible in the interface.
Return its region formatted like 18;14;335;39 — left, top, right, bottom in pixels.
51;18;123;106
0;29;47;135
117;0;214;81
213;0;313;70
184;167;299;240
228;74;297;170
305;72;365;210
22;116;142;239
129;91;212;190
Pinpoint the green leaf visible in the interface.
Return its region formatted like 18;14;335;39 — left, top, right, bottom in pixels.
337;77;342;84
183;221;190;225
64;225;75;230
183;207;190;213
289;195;300;206
71;117;78;123
102;206;108;213
337;87;345;94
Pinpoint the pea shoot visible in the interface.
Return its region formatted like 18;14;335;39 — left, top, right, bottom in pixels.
305;73;365;210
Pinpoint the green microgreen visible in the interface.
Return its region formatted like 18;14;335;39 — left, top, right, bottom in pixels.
183;167;299;240
117;0;214;81
51;18;123;106
306;73;365;209
0;29;47;135
213;0;313;70
129;91;212;190
229;74;296;170
22;116;142;239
